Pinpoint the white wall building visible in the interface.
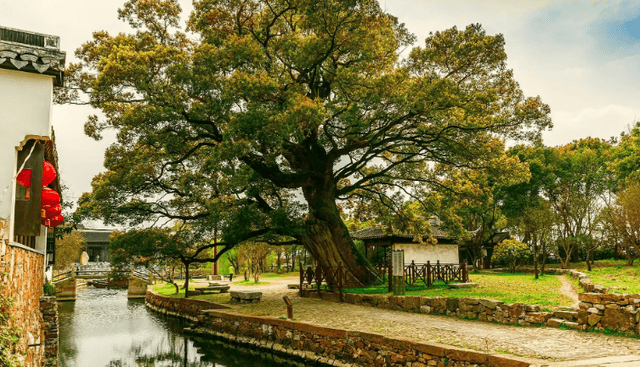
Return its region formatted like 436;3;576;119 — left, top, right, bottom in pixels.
0;26;65;266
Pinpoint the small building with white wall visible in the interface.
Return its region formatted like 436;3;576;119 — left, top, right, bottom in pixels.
0;26;65;367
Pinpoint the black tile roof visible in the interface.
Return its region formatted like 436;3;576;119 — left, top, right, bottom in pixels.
79;229;112;244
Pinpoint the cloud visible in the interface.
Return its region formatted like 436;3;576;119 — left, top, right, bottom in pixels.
544;104;640;146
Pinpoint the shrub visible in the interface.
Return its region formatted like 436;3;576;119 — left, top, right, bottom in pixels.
493;239;531;273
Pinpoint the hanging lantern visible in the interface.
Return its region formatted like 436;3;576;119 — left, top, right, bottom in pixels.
16;169;31;187
41;187;61;208
48;215;64;228
42;161;56;186
41;215;63;228
41;204;62;219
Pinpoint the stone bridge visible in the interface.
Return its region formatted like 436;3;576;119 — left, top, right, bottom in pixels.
53;264;152;301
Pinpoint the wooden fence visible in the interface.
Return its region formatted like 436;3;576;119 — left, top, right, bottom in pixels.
300;260;469;300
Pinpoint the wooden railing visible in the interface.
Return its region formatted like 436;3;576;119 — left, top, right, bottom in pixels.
404;260;468;287
53;270;72;283
300;260;469;300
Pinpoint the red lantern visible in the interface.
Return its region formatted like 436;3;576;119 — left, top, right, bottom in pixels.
16;169;31;187
41;187;60;208
47;215;63;227
42;161;56;186
41;204;62;219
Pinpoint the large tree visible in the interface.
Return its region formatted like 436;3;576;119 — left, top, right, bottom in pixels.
69;0;551;280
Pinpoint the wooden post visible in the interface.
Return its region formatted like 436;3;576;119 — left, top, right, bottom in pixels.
315;265;322;296
387;260;393;293
338;262;343;302
299;264;303;295
462;260;468;283
283;296;294;319
426;261;431;288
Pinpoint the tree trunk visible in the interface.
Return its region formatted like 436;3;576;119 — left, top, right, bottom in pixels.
183;263;190;299
300;188;368;286
533;240;539;279
586;250;592;272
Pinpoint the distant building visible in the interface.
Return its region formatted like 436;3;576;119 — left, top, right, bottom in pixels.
79;228;113;262
352;218;461;265
0;26;66;367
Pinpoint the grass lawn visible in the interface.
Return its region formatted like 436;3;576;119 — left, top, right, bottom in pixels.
345;271;573;307
546;260;640;294
583;266;640;294
151;282;229;302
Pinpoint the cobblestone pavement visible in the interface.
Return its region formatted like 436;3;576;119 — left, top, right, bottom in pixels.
195;277;640;366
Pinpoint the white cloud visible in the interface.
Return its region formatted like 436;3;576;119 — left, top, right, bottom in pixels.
544;104;640;146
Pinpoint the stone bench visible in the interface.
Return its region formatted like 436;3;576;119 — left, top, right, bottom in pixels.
230;290;262;303
195;285;230;294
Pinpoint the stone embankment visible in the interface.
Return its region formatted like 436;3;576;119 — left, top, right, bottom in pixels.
0;242;46;367
40;296;58;367
145;290;534;367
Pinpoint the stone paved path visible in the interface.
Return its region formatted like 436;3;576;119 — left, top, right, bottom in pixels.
193;277;640;366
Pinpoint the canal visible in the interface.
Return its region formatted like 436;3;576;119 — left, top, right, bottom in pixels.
58;287;311;367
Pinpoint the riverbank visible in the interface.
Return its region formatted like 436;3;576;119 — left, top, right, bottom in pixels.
146;275;640;367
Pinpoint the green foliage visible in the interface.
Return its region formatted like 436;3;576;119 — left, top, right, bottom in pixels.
493;239;531;273
53;230;86;271
43;281;56;297
68;0;551;276
0;287;23;367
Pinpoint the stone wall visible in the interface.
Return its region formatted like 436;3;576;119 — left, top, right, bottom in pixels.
578;293;640;333
146;290;533;367
303;290;557;327
39;296;58;367
127;277;149;299
194;309;533;367
54;278;76;301
0;242;45;367
145;289;230;321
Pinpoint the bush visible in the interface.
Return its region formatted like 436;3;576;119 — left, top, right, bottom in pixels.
493;239;531;273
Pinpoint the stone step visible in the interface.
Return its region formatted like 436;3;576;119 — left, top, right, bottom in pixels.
553;310;579;321
547;318;581;330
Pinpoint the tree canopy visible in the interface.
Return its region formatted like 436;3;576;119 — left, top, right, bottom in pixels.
70;0;551;279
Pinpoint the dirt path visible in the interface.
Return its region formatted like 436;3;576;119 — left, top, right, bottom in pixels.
557;274;580;308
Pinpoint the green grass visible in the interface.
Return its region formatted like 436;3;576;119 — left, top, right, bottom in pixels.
583;266;640;294
545;259;640;294
345;271;573;306
151;282;229;302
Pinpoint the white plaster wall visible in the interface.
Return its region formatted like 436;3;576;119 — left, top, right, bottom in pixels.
0;69;54;230
393;243;459;264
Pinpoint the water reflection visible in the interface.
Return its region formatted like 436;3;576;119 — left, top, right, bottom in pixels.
58;288;305;367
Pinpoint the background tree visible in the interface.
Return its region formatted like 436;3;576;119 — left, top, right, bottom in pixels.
110;226;238;297
492;239;531;273
53;230;86;273
547;138;612;270
68;0;551;280
602;182;640;265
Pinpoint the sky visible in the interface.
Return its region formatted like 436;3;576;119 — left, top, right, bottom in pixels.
2;0;640;211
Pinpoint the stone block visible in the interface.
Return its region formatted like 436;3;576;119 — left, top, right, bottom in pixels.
553;310;578;321
524;304;540;312
601;308;631;331
479;299;502;310
579;293;601;303
588;313;601;326
446;298;459;312
230;290;262;303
